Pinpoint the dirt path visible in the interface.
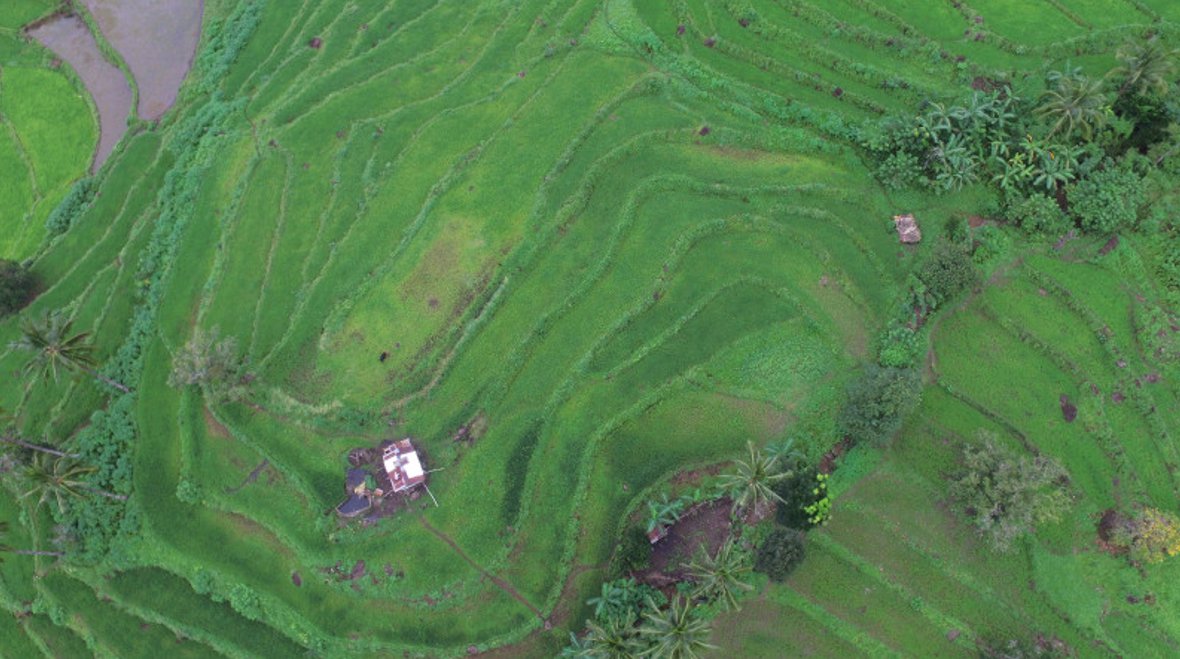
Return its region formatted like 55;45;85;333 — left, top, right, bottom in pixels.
417;516;547;622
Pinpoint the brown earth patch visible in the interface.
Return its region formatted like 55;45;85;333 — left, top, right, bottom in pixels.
1059;394;1077;422
645;498;733;579
203;408;230;439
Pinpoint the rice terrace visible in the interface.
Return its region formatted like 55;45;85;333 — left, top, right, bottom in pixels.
1;0;1179;656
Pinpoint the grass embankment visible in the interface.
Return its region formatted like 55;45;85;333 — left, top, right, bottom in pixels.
0;0;1175;655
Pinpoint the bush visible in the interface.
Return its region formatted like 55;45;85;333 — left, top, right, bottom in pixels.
1005;191;1068;234
916;241;978;308
875;151;923;190
1070;161;1146;233
0;259;35;317
948;431;1070;552
45;177;97;234
754;527;806;582
771;462;821;529
1110;508;1180;564
613;526;652;577
876;321;921;368
837;365;922;446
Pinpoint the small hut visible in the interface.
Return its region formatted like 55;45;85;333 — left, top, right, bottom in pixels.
382;439;426;493
336;468;373;517
893;214;921;244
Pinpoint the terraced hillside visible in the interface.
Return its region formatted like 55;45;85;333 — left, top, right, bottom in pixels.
0;0;98;258
0;0;1177;656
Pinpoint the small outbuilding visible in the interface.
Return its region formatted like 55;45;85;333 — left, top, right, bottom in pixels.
336;468;373;517
893;214;922;244
383;438;426;493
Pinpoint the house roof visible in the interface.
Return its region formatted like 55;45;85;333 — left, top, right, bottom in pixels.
893;214;921;244
383;438;427;492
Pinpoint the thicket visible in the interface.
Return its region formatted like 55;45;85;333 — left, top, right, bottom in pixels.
1109;508;1180;564
48;0;262;564
168;327;250;403
862;36;1180;239
44;177;96;234
770;461;820;529
837;365;922;447
753;527;805;582
0;259;35;317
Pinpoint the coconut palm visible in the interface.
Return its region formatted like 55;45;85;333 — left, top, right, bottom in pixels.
637;597;715;659
764;437;802;468
20;454;124;514
721;441;789;514
0;522;64;561
1112;37;1178;98
0;407;77;458
9;311;130;393
1035;74;1109;140
686;538;753;612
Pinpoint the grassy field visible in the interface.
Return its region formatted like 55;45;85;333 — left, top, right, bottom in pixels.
0;0;1176;656
0;0;98;259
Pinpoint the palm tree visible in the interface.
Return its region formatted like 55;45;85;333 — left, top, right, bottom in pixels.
764;437;802;468
1112;37;1177;98
1035;74;1109;140
9;311;131;393
0;407;78;458
587;578;638;622
582;612;644;658
20;454;125;514
637;597;715;659
686;538;753;612
0;522;64;560
721;441;789;514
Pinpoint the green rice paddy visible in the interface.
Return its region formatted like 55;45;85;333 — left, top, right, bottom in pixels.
0;0;1178;656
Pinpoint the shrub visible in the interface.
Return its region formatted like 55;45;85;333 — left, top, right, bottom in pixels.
45;176;96;234
917;241;978;308
613;526;653;577
1111;508;1180;564
771;462;821;529
837;365;922;446
978;633;1071;658
0;259;35;317
754;527;806;582
875;151;923;190
948;431;1070;552
1005;191;1068;234
876;321;921;368
1070;161;1146;233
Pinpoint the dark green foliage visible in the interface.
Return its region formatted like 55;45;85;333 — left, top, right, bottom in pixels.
613;526;653;577
1070;161;1146;233
0;259;35;317
228;584;262;620
753;527;806;582
1005;191;1068;234
59;396;137;563
948;432;1071;552
586;577;665;623
838;365;922;446
916;241;978;308
44;177;96;234
771;462;821;529
192;0;265;95
876;322;921;368
875;151;922;190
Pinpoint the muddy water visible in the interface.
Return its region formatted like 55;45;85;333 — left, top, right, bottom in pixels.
82;0;203;120
27;15;133;171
